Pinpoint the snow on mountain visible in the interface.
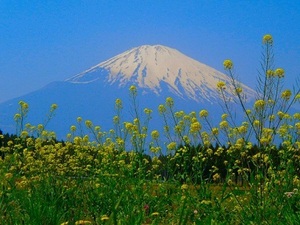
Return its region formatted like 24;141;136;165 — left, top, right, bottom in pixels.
66;45;256;103
0;45;256;139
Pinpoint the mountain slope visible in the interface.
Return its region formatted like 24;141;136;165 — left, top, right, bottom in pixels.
0;45;256;139
66;45;256;103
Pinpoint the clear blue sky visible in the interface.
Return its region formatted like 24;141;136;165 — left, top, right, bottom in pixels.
1;1;299;103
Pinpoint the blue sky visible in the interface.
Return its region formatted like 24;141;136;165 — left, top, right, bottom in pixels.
1;1;299;103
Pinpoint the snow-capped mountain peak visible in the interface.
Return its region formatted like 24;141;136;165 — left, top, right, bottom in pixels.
66;45;255;103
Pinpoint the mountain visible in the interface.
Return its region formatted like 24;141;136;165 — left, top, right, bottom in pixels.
0;45;256;139
67;45;255;103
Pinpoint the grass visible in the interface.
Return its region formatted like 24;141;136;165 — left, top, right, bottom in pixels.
1;34;300;224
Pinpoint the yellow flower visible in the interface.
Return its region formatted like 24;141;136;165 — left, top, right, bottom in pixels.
294;113;300;120
115;98;123;109
70;125;76;132
238;125;247;134
260;137;271;146
266;69;274;77
51;103;58;110
254;99;265;110
83;135;89;142
19;100;29;109
263;34;273;44
199;109;209;118
181;184;188;190
124;122;133;130
212;127;219;135
113;116;119;124
275;68;285;78
129;85;137;96
77;117;82;123
158;104;166;114
235;87;243;94
200;200;212;205
14;113;21;121
166;97;174;108
217;81;226;90
75;220;92;225
221;114;228;120
5;173;13;179
133;118;139;125
253;120;260;127
167;142;177;150
151;212;160;216
85;120;93;128
223;59;233;70
190;121;202;133
207;148;213;155
213;173;220;181
219;121;229;129
175;110;185;118
150;146;161;154
183;135;190;144
21;131;28;138
277;111;285;119
151;130;160;140
281;89;292;100
144;108;152;115
100;215;110;221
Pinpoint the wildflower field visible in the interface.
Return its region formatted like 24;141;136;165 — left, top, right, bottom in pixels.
1;35;300;225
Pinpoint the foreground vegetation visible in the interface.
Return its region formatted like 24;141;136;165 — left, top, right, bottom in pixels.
1;34;300;224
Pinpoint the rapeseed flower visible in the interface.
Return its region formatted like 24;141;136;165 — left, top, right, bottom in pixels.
213;173;220;181
144;107;152;115
129;85;137;96
5;173;13;179
275;68;285;78
281;89;292;100
151;130;160;140
263;34;273;44
221;113;228;120
266;69;274;77
70;125;76;132
199;110;208;118
115;98;123;109
212;127;219;135
223;59;233;70
150;146;161;154
167;142;177;150
158;104;166;114
85;120;93;128
51;103;58;110
100;215;110;221
217;81;226;90
277;111;285;119
219;121;229;129
75;220;92;225
14;113;21;121
254;99;265;110
190;121;201;133
181;184;188;190
166;97;174;108
113;115;119;124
